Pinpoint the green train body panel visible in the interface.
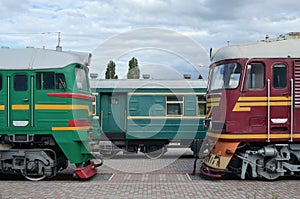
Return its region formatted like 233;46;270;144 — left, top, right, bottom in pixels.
91;79;207;143
0;62;94;164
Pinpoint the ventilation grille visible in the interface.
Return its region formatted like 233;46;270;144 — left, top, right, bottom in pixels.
294;60;300;108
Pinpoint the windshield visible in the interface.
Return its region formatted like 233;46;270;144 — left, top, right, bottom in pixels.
75;67;89;91
209;62;242;91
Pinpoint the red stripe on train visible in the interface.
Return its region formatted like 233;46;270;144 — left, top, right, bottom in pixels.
68;120;92;127
47;92;94;101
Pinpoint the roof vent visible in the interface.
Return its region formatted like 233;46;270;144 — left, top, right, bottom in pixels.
183;74;191;79
1;46;9;48
143;74;150;79
90;73;98;79
56;46;62;52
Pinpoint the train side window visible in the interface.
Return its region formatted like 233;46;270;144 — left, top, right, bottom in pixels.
36;73;41;90
0;75;2;91
56;73;66;89
43;72;55;89
14;74;28;91
246;63;265;89
166;95;183;116
273;64;287;89
197;95;206;116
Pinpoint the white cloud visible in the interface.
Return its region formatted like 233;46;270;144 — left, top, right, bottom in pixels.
0;0;299;78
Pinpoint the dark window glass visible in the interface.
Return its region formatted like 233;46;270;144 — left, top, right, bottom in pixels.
0;75;2;91
273;64;287;89
167;96;183;101
36;73;41;90
55;73;66;89
246;63;265;89
43;72;55;89
197;95;206;116
14;74;28;91
166;95;183;116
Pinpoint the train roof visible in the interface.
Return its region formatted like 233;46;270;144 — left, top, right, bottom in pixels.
211;33;300;63
0;47;91;70
90;79;207;90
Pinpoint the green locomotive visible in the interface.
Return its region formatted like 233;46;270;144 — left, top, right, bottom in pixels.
0;47;101;181
90;79;207;158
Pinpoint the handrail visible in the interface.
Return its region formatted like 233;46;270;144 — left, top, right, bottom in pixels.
7;76;10;127
267;79;270;142
100;110;103;128
31;76;34;127
290;79;294;142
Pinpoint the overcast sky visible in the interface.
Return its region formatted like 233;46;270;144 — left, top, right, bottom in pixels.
1;0;299;79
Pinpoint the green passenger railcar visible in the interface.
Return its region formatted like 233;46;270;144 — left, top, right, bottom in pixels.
91;79;207;158
0;47;101;181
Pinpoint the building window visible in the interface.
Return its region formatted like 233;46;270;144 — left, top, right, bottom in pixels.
273;64;287;89
246;62;265;89
197;95;206;116
166;95;183;116
14;74;28;91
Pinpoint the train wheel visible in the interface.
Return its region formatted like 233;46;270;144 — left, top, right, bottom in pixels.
21;170;47;181
145;145;166;159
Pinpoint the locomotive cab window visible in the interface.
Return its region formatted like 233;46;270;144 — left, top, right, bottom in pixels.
75;67;88;91
166;95;183;116
197;95;206;116
36;72;66;90
273;64;287;89
0;75;2;90
14;74;28;91
246;63;265;89
55;73;66;89
209;62;242;90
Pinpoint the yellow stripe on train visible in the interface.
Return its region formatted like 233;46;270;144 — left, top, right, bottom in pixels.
233;96;291;112
0;105;5;110
12;105;29;110
206;131;300;139
35;104;93;115
52;126;91;131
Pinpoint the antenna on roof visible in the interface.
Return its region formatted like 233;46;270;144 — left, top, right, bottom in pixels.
56;32;62;52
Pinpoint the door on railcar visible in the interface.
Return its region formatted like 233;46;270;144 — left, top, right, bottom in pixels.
0;74;6;128
242;61;267;134
100;93;126;133
243;60;291;140
9;72;33;128
268;60;291;137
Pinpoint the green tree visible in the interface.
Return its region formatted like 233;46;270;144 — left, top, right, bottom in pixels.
105;60;118;79
127;57;140;79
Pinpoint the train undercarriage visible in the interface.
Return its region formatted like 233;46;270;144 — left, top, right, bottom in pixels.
0;134;101;181
233;143;300;180
202;142;300;180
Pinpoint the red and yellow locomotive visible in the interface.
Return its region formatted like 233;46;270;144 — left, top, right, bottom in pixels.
200;32;300;180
